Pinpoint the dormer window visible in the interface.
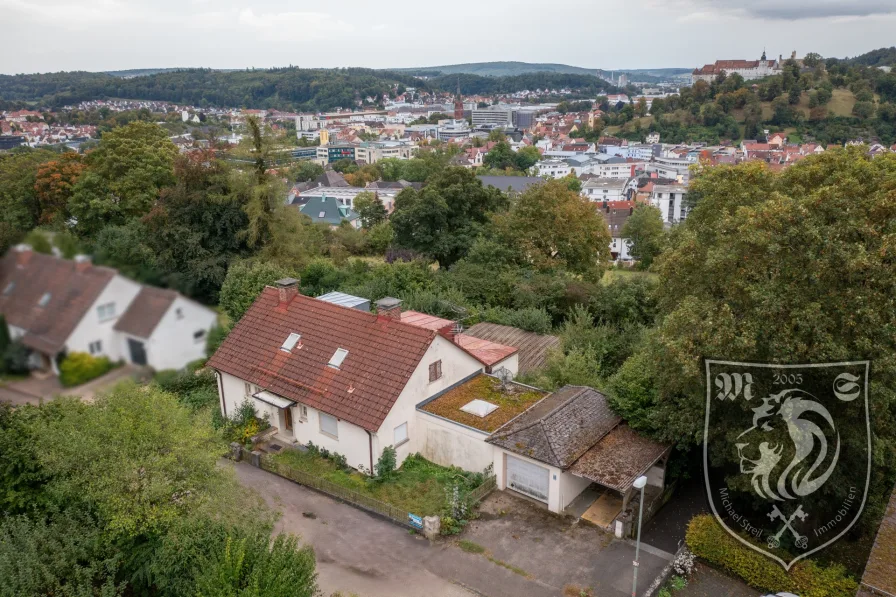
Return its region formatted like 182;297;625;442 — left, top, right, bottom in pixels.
281;332;301;352
38;292;51;307
328;348;348;369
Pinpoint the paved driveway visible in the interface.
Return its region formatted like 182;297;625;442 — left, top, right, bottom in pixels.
233;461;670;597
0;366;143;405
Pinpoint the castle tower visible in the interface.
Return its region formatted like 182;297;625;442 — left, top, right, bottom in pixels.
454;77;464;120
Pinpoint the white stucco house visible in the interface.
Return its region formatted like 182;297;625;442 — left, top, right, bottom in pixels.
0;245;217;374
207;281;519;472
649;184;690;224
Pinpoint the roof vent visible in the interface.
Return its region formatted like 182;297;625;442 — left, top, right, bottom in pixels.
460;399;498;418
328;348;348;369
281;332;302;352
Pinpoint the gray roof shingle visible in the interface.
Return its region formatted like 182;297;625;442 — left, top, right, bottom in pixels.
487;386;621;469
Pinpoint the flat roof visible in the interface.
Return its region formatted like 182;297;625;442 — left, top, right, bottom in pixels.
418;374;547;433
317;291;370;310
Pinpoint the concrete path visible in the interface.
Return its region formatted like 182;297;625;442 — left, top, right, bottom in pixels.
233;460;669;597
641;476;709;554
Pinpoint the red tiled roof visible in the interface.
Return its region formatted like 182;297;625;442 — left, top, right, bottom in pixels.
114;286;177;339
0;250;115;355
454;334;517;367
208;289;437;432
400;310;454;331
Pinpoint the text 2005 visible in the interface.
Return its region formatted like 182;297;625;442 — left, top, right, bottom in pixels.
773;372;803;385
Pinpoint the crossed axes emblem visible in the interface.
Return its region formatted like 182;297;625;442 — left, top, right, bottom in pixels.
767;505;809;550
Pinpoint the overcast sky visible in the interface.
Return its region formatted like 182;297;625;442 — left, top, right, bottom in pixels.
2;0;895;75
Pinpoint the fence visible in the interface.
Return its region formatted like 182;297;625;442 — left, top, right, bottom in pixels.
260;453;414;528
467;474;497;505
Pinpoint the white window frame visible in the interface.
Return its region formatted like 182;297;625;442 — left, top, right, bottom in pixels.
97;302;116;321
394;422;408;447
319;412;339;439
298;404;308;421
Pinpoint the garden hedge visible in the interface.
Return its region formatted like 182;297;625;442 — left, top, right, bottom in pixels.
686;514;858;597
59;352;115;387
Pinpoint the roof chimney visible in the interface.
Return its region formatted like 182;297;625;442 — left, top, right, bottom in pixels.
14;244;32;268
74;254;91;273
276;278;299;307
375;297;402;320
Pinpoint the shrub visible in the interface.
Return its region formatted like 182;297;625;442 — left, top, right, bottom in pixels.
3;340;30;375
374;445;396;480
686;515;858;597
59;352;115;387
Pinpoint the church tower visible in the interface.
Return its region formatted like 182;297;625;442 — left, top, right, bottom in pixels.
454;77;464;120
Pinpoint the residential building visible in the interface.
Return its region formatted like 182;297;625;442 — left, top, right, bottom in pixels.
0;246;216;374
598;202;634;260
581;177;637;202
534;159;572;179
646;156;693;183
649;184;689;224
208;287;516;472
298;196;361;229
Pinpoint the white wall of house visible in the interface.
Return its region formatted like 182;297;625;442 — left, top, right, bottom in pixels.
216;335;484;474
489;352;519;376
65;274;141;361
375;335;484;468
611;236;632;260
136;296;217;370
494;449;592;514
415;410;494;473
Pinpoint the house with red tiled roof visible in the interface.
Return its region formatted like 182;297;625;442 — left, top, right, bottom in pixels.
208;284;518;473
0;245;216;374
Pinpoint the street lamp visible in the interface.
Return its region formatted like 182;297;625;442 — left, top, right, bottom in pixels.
631;475;648;597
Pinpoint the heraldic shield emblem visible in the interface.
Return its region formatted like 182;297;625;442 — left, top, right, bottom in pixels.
703;360;871;570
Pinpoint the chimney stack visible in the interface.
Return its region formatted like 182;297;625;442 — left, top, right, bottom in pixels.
14;244;32;268
276;278;300;307
375;297;402;320
74;254;91;273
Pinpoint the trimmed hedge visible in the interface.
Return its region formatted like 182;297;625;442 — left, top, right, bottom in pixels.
59;352;116;387
686;515;858;597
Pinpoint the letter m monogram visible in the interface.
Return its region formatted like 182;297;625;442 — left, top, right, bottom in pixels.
715;372;754;400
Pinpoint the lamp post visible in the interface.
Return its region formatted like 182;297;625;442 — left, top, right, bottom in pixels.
631;474;648;597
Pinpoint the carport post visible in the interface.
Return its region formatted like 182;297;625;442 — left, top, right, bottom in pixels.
631;475;647;597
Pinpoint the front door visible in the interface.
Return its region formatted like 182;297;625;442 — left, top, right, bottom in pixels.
127;338;147;366
284;407;293;431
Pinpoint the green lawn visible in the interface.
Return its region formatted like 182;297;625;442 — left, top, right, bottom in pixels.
269;449;485;517
601;269;658;285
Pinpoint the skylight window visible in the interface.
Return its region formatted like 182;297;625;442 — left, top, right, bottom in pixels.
318;211;326;218
460;399;499;418
38;292;51;307
281;333;301;352
328;348;348;369
2;282;14;295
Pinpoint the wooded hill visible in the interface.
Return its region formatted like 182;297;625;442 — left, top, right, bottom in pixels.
0;67;618;111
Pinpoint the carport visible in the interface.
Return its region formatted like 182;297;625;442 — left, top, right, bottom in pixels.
567;424;671;530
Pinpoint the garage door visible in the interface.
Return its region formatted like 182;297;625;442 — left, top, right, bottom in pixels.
506;455;549;503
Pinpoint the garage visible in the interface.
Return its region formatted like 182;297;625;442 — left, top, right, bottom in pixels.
506;454;550;503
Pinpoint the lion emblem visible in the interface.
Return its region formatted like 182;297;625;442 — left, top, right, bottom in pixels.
735;389;840;501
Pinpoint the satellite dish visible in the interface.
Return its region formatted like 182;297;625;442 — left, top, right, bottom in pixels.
494;367;514;390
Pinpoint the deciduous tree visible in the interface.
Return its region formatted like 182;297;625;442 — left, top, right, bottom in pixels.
621;204;665;269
